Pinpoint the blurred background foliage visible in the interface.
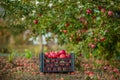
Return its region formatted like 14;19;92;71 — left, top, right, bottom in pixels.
0;0;120;60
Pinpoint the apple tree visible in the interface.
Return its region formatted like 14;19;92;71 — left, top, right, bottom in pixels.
0;0;120;60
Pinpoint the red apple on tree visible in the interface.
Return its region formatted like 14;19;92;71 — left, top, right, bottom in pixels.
33;20;38;24
94;37;98;42
89;43;92;47
63;30;67;34
89;43;96;48
100;37;106;42
86;9;92;14
98;6;102;10
101;8;106;13
108;10;114;16
91;44;96;48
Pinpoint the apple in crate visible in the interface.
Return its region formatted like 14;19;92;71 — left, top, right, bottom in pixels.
49;51;56;58
58;67;62;71
68;60;71;63
59;50;71;58
59;50;66;55
53;68;57;71
66;63;70;66
54;51;60;57
44;50;71;59
59;54;66;58
60;63;64;66
50;64;54;67
66;54;71;58
47;67;51;71
45;52;49;58
45;64;50;67
63;67;67;71
51;59;56;63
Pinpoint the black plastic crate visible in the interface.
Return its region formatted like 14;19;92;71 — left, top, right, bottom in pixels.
40;53;75;73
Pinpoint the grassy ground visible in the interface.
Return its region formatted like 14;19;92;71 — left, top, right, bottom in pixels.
0;55;120;80
0;44;120;80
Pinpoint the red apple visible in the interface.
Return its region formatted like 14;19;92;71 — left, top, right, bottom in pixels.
94;38;98;42
33;20;38;24
88;71;94;77
52;54;57;58
101;8;106;13
108;10;114;16
89;43;96;48
68;60;71;63
50;64;54;67
86;9;92;14
65;23;70;27
59;54;66;58
66;54;71;58
59;50;66;55
104;66;108;70
45;52;49;57
90;44;96;48
100;37;106;42
58;67;62;71
66;63;70;66
47;54;52;58
63;30;67;34
49;51;54;58
98;6;102;10
51;59;56;62
113;68;119;73
54;51;59;57
44;59;50;63
47;67;51;71
60;63;64;66
88;43;92;47
63;67;67;71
